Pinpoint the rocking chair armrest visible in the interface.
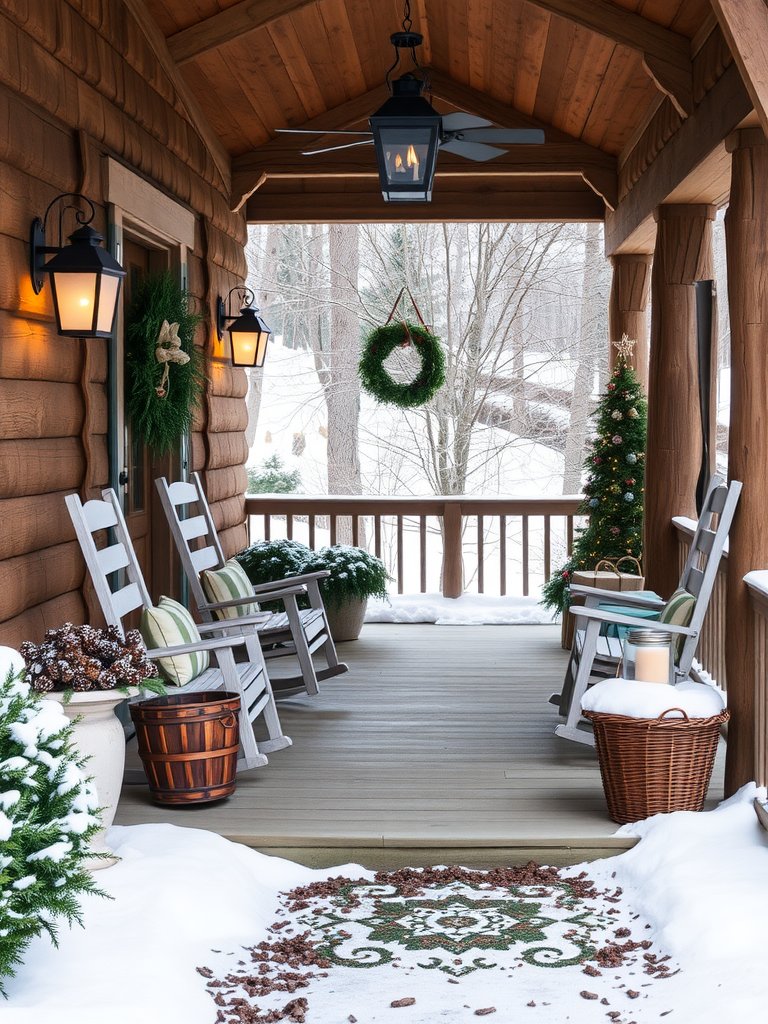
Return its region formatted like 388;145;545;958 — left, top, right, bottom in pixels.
199;585;306;613
569;585;665;608
145;634;247;658
250;571;329;593
570;605;697;637
196;614;271;632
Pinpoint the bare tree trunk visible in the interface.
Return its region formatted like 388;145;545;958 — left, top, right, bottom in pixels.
563;223;603;493
327;223;362;501
244;224;279;448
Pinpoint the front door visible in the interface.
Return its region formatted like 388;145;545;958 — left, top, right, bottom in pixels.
121;237;183;610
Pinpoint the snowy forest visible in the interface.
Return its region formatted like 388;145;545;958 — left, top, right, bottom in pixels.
244;218;731;503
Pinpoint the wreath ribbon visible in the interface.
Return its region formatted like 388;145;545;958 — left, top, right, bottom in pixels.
385;286;430;347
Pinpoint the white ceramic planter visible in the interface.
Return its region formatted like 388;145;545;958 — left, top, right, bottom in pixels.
325;598;368;642
45;689;134;870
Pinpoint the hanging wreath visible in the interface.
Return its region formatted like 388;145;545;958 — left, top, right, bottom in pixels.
359;288;445;409
125;271;206;454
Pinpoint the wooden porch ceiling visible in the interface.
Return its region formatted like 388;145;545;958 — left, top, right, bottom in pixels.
137;0;738;233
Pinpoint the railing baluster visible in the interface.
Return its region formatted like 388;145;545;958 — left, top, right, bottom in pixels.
397;515;404;594
264;514;271;541
286;514;293;540
420;516;427;593
544;514;551;582
308;515;316;549
499;514;506;596
330;515;337;546
477;515;484;594
567;515;574;556
352;515;359;546
374;516;382;558
522;516;529;597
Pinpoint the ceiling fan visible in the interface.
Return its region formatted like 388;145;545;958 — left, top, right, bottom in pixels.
275;1;544;202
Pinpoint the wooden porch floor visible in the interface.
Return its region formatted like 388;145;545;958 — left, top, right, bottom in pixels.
116;624;725;867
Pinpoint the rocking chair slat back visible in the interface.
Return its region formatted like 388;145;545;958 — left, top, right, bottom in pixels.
97;541;131;576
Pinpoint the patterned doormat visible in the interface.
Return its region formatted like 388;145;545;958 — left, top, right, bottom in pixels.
199;863;678;1024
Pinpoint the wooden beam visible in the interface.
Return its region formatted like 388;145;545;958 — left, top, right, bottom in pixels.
244;185;605;224
122;0;232;192
711;0;768;141
167;0;316;65
527;0;693;115
604;61;751;256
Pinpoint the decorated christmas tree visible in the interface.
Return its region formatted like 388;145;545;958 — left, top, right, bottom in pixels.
542;335;647;614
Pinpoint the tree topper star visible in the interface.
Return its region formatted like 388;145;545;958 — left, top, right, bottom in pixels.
612;333;636;363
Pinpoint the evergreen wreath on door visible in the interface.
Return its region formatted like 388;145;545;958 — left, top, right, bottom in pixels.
124;271;206;454
359;286;445;409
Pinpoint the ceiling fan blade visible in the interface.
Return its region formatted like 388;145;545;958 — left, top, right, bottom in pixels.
275;128;373;136
440;139;507;162
302;139;375;156
440;112;492;131
457;128;546;144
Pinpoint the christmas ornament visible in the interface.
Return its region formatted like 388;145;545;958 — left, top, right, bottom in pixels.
607;383;616;392
626;453;638;465
625;478;636;486
624;492;635;502
627;407;639;419
610;526;621;536
611;409;623;421
589;498;599;508
612;333;636;363
612;434;623;445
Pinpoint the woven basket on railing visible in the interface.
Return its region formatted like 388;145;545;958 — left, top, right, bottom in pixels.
583;707;729;824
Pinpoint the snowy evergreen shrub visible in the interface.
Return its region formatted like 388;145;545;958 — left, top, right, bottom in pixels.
302;546;391;609
0;658;102;993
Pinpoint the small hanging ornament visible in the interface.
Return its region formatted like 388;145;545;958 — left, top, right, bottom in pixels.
627;407;639;419
154;319;189;399
624;491;635;502
611;409;623;421
607;382;616;392
625;477;636;486
610;526;621;536
612;434;623;445
589;498;599;508
626;452;638;465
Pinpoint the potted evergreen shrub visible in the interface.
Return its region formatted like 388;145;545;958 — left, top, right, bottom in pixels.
20;624;163;867
237;540;390;642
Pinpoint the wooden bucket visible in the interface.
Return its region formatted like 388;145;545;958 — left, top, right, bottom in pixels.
130;692;240;806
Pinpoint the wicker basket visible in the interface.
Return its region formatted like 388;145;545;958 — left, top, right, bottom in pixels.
583;707;729;824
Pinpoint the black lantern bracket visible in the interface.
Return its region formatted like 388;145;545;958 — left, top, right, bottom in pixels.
29;192;96;294
216;285;257;339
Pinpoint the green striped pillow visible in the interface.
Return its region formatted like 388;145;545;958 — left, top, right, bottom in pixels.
140;596;210;686
201;558;257;621
659;588;696;660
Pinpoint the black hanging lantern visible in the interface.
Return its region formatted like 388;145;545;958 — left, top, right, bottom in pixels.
370;73;441;203
29;193;125;339
216;287;271;368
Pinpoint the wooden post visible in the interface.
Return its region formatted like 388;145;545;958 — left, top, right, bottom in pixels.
608;254;652;387
644;204;714;598
442;502;463;599
724;128;768;794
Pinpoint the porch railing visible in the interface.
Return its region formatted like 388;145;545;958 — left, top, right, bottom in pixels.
745;573;768;788
245;495;584;598
674;516;728;690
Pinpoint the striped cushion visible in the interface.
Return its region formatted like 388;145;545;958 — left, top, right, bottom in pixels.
201;558;257;621
140;596;209;686
659;588;696;660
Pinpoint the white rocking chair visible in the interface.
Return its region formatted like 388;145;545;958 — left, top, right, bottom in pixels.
65;489;291;773
155;473;348;699
554;475;742;746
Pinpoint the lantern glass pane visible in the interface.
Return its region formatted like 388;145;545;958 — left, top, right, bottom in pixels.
379;128;432;185
231;330;262;367
51;272;98;333
95;274;121;334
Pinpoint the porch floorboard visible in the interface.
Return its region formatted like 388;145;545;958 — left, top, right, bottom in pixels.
116;624;725;866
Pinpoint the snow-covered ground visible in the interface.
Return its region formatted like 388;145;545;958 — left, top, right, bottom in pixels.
4;786;767;1023
365;591;558;625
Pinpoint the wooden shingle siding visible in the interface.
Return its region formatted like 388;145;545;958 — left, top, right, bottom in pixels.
0;0;249;643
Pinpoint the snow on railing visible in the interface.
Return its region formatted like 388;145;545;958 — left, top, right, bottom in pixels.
244;494;584;600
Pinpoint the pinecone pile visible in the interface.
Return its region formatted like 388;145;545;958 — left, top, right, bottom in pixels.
21;623;155;693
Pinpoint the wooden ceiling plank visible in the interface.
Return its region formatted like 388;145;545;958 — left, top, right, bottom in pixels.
122;0;232;190
266;17;326;120
604;60;751;255
711;0;768;141
526;0;693;115
513;3;551;115
318;0;368;100
167;0;317;65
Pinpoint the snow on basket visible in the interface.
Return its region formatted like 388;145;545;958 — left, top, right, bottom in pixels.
581;678;726;719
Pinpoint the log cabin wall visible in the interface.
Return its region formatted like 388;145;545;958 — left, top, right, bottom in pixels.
0;0;249;647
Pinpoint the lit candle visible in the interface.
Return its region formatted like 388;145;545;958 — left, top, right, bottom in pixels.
634;645;670;683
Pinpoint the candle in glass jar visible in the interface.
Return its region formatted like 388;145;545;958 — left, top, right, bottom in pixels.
634;645;670;683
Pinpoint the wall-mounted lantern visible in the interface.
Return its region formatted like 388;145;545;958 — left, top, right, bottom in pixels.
216;287;271;368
